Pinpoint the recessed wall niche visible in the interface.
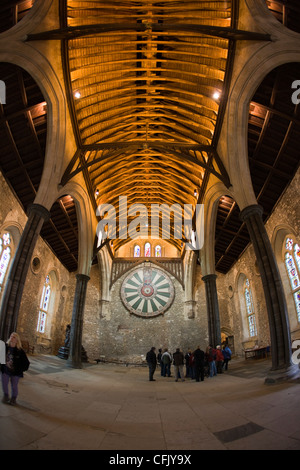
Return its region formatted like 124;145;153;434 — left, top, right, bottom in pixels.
31;256;41;274
228;285;234;298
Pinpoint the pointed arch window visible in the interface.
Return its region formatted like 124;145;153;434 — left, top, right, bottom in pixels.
284;237;300;322
0;232;12;292
144;242;151;257
133;245;141;257
37;275;51;333
155;245;162;257
244;278;257;337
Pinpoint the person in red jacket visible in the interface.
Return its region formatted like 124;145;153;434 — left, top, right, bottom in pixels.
206;345;217;377
215;345;224;374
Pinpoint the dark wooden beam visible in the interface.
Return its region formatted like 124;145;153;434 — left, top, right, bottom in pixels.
26;24;271;43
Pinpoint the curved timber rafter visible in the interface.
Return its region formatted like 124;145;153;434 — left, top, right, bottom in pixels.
27;0;272;252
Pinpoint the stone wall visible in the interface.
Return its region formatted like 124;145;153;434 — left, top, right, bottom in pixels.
212;166;300;356
82;262;209;363
0;164;299;362
0;171;73;354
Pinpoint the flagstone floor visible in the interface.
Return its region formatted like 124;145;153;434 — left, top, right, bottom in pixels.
1;354;300;451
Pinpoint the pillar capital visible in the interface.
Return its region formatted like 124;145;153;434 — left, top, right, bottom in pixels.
239;204;263;222
202;273;217;282
27;203;51;221
75;273;90;283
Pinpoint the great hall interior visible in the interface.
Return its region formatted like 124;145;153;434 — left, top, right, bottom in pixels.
0;0;300;451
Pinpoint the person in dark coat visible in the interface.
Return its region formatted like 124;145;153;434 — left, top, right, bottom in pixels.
193;345;205;382
1;332;30;405
157;348;163;376
146;346;157;381
173;348;185;382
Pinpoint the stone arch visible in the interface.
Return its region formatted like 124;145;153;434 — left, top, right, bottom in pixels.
245;0;300;39
0;222;22;248
272;225;300;335
222;19;300;210
0;223;22;307
43;268;59;339
220;326;235;355
200;182;236;276
0;44;69;210
236;271;260;348
0;0;53;38
56;181;96;276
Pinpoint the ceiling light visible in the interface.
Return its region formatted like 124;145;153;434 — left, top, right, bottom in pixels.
74;91;81;99
95;189;99;196
213;91;220;100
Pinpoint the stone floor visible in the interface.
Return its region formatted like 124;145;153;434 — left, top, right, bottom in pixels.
1;354;300;451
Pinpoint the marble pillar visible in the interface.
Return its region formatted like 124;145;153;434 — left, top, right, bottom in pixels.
202;273;221;347
240;204;298;382
0;203;50;341
67;273;90;369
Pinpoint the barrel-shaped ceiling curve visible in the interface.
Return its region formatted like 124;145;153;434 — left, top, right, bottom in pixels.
60;0;235;252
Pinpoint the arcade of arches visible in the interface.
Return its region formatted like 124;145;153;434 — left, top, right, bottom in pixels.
0;0;299;385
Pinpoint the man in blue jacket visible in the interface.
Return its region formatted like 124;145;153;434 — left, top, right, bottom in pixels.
222;344;232;371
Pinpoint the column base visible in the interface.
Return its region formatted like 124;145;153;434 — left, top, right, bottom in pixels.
264;363;300;385
66;358;83;369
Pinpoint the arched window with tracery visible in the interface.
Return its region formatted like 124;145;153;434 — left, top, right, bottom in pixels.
155;245;162;257
0;232;12;293
244;278;257;337
144;242;151;257
37;275;51;333
284;237;300;322
133;245;141;257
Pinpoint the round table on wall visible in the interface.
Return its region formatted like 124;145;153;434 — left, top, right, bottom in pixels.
120;264;174;317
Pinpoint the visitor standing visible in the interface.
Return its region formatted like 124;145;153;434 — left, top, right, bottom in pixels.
161;348;172;377
215;345;224;374
146;346;157;381
193;346;205;382
1;332;30;405
222;344;232;371
173;348;185;382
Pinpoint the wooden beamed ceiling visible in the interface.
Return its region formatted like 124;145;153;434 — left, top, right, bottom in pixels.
215;61;300;273
0;1;299;274
57;0;239;253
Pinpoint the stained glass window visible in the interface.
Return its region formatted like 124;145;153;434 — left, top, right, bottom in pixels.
133;245;140;257
144;242;151;257
244;278;257;337
155;245;162;257
285;253;299;290
294;244;300;273
284;237;300;322
37;275;51;333
0;232;11;292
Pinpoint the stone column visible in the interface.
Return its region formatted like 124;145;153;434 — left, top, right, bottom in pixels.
240;204;297;382
67;274;90;369
0;204;50;341
202;274;221;347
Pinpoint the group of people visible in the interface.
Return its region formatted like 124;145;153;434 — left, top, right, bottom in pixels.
146;344;232;382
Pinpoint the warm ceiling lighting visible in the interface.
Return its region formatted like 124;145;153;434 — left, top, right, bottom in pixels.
213;91;220;100
74;91;81;99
